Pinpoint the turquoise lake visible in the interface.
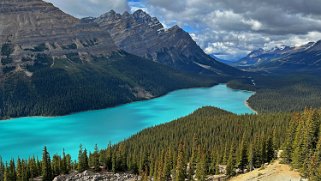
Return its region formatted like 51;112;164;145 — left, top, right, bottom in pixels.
0;84;255;161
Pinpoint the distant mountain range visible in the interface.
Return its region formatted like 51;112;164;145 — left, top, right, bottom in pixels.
231;41;321;74
0;0;239;118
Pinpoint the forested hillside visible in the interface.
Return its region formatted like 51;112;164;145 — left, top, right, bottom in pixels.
0;52;216;119
228;74;321;113
282;108;321;180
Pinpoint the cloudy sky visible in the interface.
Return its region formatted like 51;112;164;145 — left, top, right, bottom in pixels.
46;0;321;61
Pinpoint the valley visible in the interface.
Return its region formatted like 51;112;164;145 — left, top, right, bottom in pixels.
0;0;321;181
0;0;240;120
0;84;254;162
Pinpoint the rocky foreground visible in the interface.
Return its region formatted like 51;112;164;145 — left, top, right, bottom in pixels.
53;170;139;181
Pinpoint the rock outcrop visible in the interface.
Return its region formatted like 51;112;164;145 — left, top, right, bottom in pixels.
53;171;139;181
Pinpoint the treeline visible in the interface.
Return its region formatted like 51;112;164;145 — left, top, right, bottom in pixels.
0;147;74;181
228;74;321;113
0;145;102;181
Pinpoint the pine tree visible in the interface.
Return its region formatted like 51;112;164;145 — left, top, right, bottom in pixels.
78;145;89;172
21;160;28;181
6;159;16;181
226;143;236;176
41;146;52;181
112;151;117;173
282;113;299;163
93;144;101;172
83;149;89;171
163;148;172;180
65;154;72;173
60;149;67;174
291;113;306;168
196;151;207;181
237;136;248;172
209;149;217;175
4;164;9;181
302;109;319;158
28;157;38;178
222;144;228;165
247;143;254;171
52;154;61;176
106;143;113;171
266;136;275;163
175;144;185;181
16;158;22;181
156;153;164;181
188;136;198;180
78;145;84;172
261;135;268;165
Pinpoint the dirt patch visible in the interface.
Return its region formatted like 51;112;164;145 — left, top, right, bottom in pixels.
229;160;306;181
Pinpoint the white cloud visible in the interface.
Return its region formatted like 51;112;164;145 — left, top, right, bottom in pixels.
45;0;129;18
45;0;321;60
141;0;321;60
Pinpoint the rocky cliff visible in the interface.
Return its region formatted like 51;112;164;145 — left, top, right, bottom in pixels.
0;0;117;76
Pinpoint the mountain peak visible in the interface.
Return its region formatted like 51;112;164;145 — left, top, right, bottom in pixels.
96;9;163;31
94;9;239;75
133;9;149;16
99;10;120;20
132;9;161;26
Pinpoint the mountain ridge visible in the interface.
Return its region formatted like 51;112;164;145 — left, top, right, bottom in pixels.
93;9;241;75
231;40;321;74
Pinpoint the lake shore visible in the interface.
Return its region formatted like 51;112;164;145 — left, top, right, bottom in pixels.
0;84;254;162
245;93;258;114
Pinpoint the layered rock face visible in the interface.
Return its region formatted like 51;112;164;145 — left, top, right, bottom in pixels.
0;0;117;75
95;10;239;75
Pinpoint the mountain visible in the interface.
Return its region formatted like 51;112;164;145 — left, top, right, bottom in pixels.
0;0;118;76
0;0;217;119
93;10;240;75
232;41;321;73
